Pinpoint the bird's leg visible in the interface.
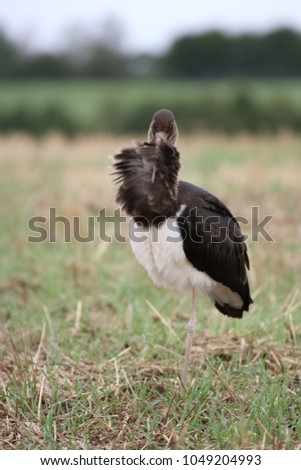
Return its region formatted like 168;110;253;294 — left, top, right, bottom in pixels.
182;287;197;387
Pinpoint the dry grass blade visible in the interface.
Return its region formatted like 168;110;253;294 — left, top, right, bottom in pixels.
121;369;138;400
73;300;82;334
43;305;52;332
37;374;46;424
255;417;274;440
146;300;179;338
33;322;46;365
205;356;237;402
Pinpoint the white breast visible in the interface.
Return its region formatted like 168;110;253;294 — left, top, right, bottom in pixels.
129;216;243;310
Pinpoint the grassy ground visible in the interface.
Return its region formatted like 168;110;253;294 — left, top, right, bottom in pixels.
1;79;301;133
0;132;300;450
2;79;301;112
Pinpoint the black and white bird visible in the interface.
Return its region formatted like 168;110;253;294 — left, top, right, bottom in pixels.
113;109;253;386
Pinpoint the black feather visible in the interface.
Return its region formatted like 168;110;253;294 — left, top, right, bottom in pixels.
113;140;181;224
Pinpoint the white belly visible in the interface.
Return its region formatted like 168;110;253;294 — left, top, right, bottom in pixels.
129;217;243;309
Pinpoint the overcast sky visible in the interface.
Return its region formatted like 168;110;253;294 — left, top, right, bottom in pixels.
1;0;301;53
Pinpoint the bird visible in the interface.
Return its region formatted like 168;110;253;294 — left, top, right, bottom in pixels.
113;109;253;386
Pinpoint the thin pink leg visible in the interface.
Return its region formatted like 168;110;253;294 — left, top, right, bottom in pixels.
182;287;197;387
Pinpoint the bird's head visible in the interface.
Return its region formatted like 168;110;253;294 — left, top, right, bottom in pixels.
147;109;178;146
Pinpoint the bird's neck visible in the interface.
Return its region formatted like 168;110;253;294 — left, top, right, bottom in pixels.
144;140;181;218
114;140;181;225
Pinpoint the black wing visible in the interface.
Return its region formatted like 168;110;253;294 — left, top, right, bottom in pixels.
177;181;253;318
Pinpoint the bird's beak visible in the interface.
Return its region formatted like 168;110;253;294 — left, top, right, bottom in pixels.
155;131;168;143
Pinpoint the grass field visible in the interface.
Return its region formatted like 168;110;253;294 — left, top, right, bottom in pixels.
2;79;301;111
1;132;301;449
1;79;301;134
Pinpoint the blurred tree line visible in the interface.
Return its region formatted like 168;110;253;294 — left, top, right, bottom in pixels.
2;25;301;135
1;27;301;79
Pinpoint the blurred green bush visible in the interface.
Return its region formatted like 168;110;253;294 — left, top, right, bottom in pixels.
1;89;301;135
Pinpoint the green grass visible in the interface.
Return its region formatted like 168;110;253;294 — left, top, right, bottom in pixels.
1;79;301;133
2;79;301;111
1;133;301;449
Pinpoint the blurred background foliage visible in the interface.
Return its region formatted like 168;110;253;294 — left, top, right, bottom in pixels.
1;26;301;135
